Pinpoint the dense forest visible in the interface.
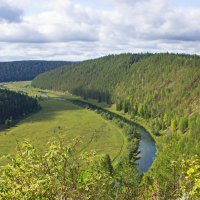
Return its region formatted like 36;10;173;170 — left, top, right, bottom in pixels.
32;53;200;116
0;60;72;82
32;53;150;102
0;89;39;126
32;53;200;199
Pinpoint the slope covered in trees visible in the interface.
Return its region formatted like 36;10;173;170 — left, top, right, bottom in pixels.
32;54;150;103
0;60;72;82
32;53;200;137
32;53;200;198
0;89;39;126
32;53;200;117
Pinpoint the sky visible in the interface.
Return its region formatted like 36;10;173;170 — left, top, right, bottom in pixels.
0;0;200;61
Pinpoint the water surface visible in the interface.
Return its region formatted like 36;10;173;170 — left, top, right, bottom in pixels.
137;128;156;173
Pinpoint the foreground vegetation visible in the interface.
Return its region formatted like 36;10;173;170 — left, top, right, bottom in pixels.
32;53;200;197
0;139;199;199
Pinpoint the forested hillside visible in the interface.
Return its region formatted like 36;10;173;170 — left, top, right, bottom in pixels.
32;53;200;198
0;60;72;82
0;89;39;126
32;54;150;102
32;53;200;117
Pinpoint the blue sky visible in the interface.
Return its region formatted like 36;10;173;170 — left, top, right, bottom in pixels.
0;0;200;61
174;0;200;7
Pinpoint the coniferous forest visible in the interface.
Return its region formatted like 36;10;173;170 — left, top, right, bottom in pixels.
0;89;39;126
0;60;72;82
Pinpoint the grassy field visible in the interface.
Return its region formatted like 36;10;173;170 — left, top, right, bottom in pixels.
0;82;127;165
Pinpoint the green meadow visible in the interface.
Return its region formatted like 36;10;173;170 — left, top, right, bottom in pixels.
0;82;127;165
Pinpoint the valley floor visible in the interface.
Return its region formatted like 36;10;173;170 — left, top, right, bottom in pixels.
0;82;127;165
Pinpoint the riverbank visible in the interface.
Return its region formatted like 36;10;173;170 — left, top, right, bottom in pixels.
71;99;157;173
83;98;158;141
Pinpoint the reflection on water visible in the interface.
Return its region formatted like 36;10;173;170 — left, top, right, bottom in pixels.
54;97;65;101
137;128;156;173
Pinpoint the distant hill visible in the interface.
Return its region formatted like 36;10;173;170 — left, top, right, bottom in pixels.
32;54;150;97
0;60;73;82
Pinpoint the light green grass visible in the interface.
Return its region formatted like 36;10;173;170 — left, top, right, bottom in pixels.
0;82;127;165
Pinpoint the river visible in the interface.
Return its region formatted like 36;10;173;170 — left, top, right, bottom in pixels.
137;127;156;173
40;95;156;173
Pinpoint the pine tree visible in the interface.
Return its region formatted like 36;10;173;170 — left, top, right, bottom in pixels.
178;117;188;133
171;119;177;132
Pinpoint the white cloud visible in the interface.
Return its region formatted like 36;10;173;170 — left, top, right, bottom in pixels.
0;0;200;61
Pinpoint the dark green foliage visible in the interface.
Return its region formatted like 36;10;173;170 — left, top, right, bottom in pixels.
32;54;150;102
4;117;13;128
0;89;39;126
178;116;188;133
0;60;72;82
32;53;200;118
102;154;114;175
116;100;122;111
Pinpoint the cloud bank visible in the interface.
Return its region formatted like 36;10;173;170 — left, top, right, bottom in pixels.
0;1;23;23
0;0;200;61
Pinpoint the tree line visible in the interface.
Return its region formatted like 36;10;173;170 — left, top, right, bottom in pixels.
0;60;72;82
0;89;39;127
